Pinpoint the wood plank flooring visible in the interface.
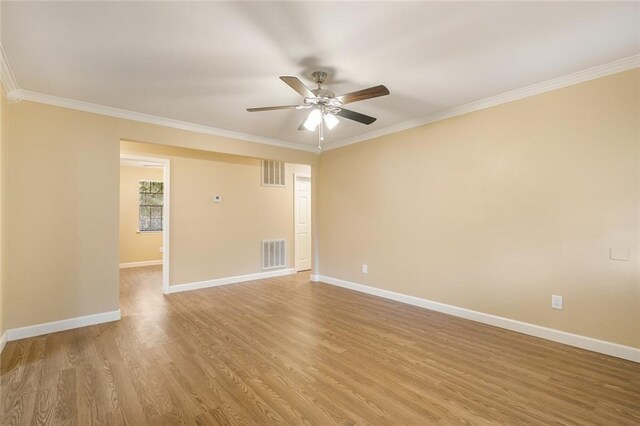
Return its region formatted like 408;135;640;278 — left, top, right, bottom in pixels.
1;266;639;425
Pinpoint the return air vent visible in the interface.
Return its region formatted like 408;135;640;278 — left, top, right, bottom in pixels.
263;239;286;269
262;160;285;186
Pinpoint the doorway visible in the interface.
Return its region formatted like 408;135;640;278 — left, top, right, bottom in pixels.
119;154;170;294
294;174;312;272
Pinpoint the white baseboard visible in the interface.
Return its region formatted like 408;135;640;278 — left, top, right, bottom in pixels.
119;260;163;268
168;268;296;294
0;331;7;353
5;310;121;342
310;274;320;282
316;275;640;363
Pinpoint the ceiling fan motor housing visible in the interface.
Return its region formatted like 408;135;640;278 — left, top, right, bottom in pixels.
311;88;335;98
306;87;342;114
312;71;328;85
307;71;341;112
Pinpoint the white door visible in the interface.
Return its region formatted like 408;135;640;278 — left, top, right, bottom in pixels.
294;176;312;271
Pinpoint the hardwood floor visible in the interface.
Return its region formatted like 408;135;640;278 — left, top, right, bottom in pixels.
1;266;639;425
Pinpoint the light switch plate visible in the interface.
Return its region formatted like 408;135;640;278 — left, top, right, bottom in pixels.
610;246;630;261
551;295;563;310
362;264;368;274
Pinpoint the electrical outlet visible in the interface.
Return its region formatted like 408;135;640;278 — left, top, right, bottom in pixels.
610;246;630;261
551;295;563;310
362;264;368;274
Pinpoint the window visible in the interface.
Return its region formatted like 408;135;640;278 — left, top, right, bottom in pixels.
139;181;163;232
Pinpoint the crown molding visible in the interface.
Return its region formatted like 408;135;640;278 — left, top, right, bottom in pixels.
10;89;319;153
323;54;640;151
2;40;315;152
0;44;19;96
4;53;638;154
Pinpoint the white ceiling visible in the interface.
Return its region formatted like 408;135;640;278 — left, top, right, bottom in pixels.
2;2;639;149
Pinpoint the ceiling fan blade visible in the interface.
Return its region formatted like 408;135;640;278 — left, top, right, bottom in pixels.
336;85;390;105
280;76;315;98
247;105;302;112
335;108;377;125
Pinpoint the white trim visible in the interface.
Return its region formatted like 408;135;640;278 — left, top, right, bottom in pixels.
0;331;7;353
316;275;640;363
120;154;171;294
5;310;121;342
0;44;19;96
168;268;296;294
119;260;163;269
310;274;320;282
11;89;318;152
323;54;640;151
293;172;298;272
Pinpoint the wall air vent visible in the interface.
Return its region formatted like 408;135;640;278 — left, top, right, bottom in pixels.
262;160;285;186
262;239;286;269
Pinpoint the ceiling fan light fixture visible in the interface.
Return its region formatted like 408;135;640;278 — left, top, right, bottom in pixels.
247;72;389;148
324;113;339;130
303;108;322;131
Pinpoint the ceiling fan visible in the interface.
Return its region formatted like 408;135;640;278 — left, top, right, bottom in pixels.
247;71;390;150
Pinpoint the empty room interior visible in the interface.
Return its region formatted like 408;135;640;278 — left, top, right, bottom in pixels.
0;1;639;425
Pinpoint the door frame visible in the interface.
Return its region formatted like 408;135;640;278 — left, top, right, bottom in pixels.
293;172;312;272
120;153;171;294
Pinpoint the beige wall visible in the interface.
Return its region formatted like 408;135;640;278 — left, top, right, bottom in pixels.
119;166;164;264
0;85;6;338
318;69;640;348
7;103;120;330
6;64;634;352
6;101;315;330
120;141;309;285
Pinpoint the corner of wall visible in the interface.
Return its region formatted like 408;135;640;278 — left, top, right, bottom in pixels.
0;81;7;346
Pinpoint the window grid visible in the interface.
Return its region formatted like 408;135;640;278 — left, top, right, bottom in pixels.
139;181;164;232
